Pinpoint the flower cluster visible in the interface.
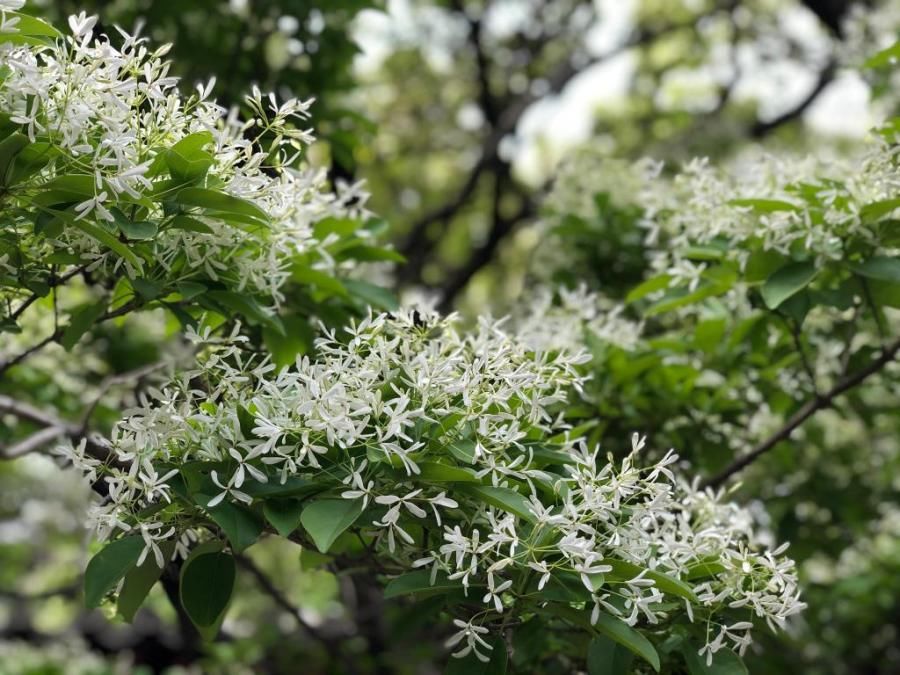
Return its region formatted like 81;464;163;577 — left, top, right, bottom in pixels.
539;119;900;314
62;309;803;668
0;8;370;311
511;284;643;354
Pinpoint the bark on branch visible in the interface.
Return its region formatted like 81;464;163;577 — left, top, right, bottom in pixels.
703;335;900;489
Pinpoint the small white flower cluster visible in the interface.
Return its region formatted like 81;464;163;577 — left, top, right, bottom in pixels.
71;309;588;541
434;440;804;664
61;309;803;666
541;134;900;304
545;153;664;222
0;9;369;306
841;2;900;70
512;285;643;354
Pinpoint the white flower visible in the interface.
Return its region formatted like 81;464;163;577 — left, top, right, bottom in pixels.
208;469;252;507
445;619;493;663
68;11;98;41
136;522;175;568
527;560;552;590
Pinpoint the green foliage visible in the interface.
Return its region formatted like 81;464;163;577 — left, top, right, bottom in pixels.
84;537;145;608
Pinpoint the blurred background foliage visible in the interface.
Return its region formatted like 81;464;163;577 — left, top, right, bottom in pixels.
2;0;900;673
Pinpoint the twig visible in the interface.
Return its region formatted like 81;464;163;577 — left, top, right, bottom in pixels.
750;58;836;138
2;426;68;460
703;335;900;489
0;394;110;461
235;553;361;674
0;300;142;377
398;17;700;284
7;264;88;324
78;361;164;433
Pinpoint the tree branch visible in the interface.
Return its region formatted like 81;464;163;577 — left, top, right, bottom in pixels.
703;335;900;489
7;264;88;324
0;394;110;461
0;299;142;377
398;18;697;285
235;553;360;674
750;58;836;138
436;176;535;312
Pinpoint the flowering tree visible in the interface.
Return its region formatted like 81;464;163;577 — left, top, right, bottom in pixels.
1;2;898;674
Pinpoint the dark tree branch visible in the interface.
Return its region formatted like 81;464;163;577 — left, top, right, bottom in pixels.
436;183;535;312
751;58;836;138
798;0;857;36
0;299;142;377
7;264;88;324
0;395;109;461
0;361;158;460
451;0;498;126
703;335;900;489
398;18;698;285
235;554;361;675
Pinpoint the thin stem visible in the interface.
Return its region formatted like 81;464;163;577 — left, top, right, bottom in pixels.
703;335;900;489
235;553;361;675
0;299;141;377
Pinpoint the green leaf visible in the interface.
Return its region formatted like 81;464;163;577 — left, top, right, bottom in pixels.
84;536;144;608
683;645;749;675
760;262;817;309
645;283;725;316
416;462;479;483
863;39;900;69
604;559;698;603
263;499;306;537
744;249;788;284
200;498;265;553
461;485;536;523
849;256;900;283
626;274;672;303
60;213;144;272
130;277;162;301
313;216;362;239
166;132;215;182
174;187;268;223
242;475;323;500
61;300;107;351
117;219;158;241
205;290;281;331
445;638;508;675
168;215;215;234
588;634;634;675
867;279;900;308
383;570;474;599
684;560;727;581
447;438;477;464
179;550;236;630
729;198;798;213
0;131;28;186
291;265;348;297
860;197;900;221
556;605;660;672
176;281;208;300
117;541;174;622
262;315;314;368
300;499;364;553
342;279;399;310
2;12;62;39
32;175;95;204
